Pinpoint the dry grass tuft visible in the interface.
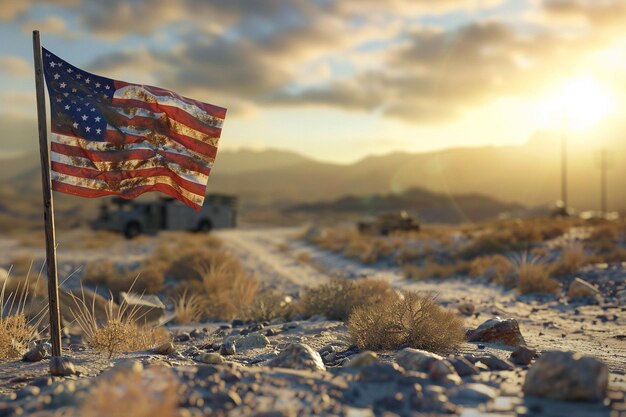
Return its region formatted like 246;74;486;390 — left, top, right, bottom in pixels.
348;291;465;353
0;272;45;359
82;261;165;296
200;260;259;320
510;254;560;295
552;244;587;276
166;248;233;282
171;290;206;324
298;278;395;321
403;260;469;281
243;289;294;323
469;254;513;284
82;364;180;417
69;286;170;358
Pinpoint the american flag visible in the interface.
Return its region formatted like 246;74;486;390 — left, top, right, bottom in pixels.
42;48;226;210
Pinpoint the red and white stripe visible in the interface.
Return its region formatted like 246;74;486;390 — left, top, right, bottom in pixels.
50;82;226;210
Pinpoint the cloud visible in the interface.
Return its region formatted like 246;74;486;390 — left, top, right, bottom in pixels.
21;16;75;38
0;56;31;77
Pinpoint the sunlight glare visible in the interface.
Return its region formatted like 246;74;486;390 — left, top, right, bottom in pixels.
535;77;617;131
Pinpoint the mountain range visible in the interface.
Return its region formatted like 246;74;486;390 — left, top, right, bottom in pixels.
0;135;623;227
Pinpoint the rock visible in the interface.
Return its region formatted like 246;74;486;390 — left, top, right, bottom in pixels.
476;354;515;371
151;342;176;355
174;332;191;342
567;278;600;299
220;341;236;356
356;363;404;383
232;319;245;327
190;329;207;339
449;357;480;377
428;360;460;385
267;343;325;371
22;343;50;362
118;292;165;323
396;348;443;372
195;353;224;365
448;383;497;405
510;346;536;365
50;356;78;377
344;351;380;368
457;302;475;316
523;351;608;402
466;317;526;346
237;333;270;350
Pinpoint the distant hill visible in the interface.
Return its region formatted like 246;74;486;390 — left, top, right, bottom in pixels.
289;188;525;224
1;135;624;222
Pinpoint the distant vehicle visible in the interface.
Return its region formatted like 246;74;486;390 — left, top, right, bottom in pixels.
357;211;420;236
92;194;237;238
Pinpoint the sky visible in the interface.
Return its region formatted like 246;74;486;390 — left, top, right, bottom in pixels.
1;0;626;163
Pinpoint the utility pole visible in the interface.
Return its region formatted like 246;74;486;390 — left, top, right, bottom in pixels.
598;149;609;218
560;116;568;214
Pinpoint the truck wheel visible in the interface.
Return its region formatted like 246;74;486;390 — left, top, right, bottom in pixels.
197;219;212;233
124;222;141;239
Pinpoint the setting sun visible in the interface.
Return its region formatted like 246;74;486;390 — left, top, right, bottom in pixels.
537;77;617;131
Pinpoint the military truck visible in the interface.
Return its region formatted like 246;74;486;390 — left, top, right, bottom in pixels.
357;211;420;235
92;194;237;238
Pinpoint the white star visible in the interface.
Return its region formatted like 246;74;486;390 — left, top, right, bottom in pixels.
45;53;50;57
59;82;66;88
53;73;60;80
91;108;96;112
76;74;82;79
85;78;90;84
95;82;101;88
63;92;69;97
96;128;101;134
72;122;79;129
56;98;62;103
95;116;101;122
105;85;110;90
72;88;77;93
77;108;82;112
49;62;56;68
85;126;91;132
64;105;70;110
67;68;73;73
58;62;63;67
82;114;88;121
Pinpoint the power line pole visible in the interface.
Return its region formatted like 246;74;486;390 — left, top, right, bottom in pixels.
599;149;608;218
560;117;568;214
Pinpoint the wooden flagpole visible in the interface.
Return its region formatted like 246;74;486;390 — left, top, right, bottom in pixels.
32;30;63;360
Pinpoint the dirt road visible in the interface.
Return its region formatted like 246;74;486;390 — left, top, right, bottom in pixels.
216;227;626;374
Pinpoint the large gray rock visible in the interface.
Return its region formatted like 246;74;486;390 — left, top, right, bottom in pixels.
466;317;526;346
267;343;325;371
523;351;608;402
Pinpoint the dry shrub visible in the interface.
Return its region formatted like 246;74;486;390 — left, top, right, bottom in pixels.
0;277;44;359
171;290;206;324
552;244;587;276
469;255;513;284
296;252;311;263
243;289;294;323
200;260;259;320
82;364;179;417
403;261;466;281
82;261;164;296
166;248;233;282
298;278;395;321
348;291;464;353
69;286;170;358
510;255;560;295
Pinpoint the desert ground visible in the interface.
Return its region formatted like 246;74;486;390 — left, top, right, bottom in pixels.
0;220;624;417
